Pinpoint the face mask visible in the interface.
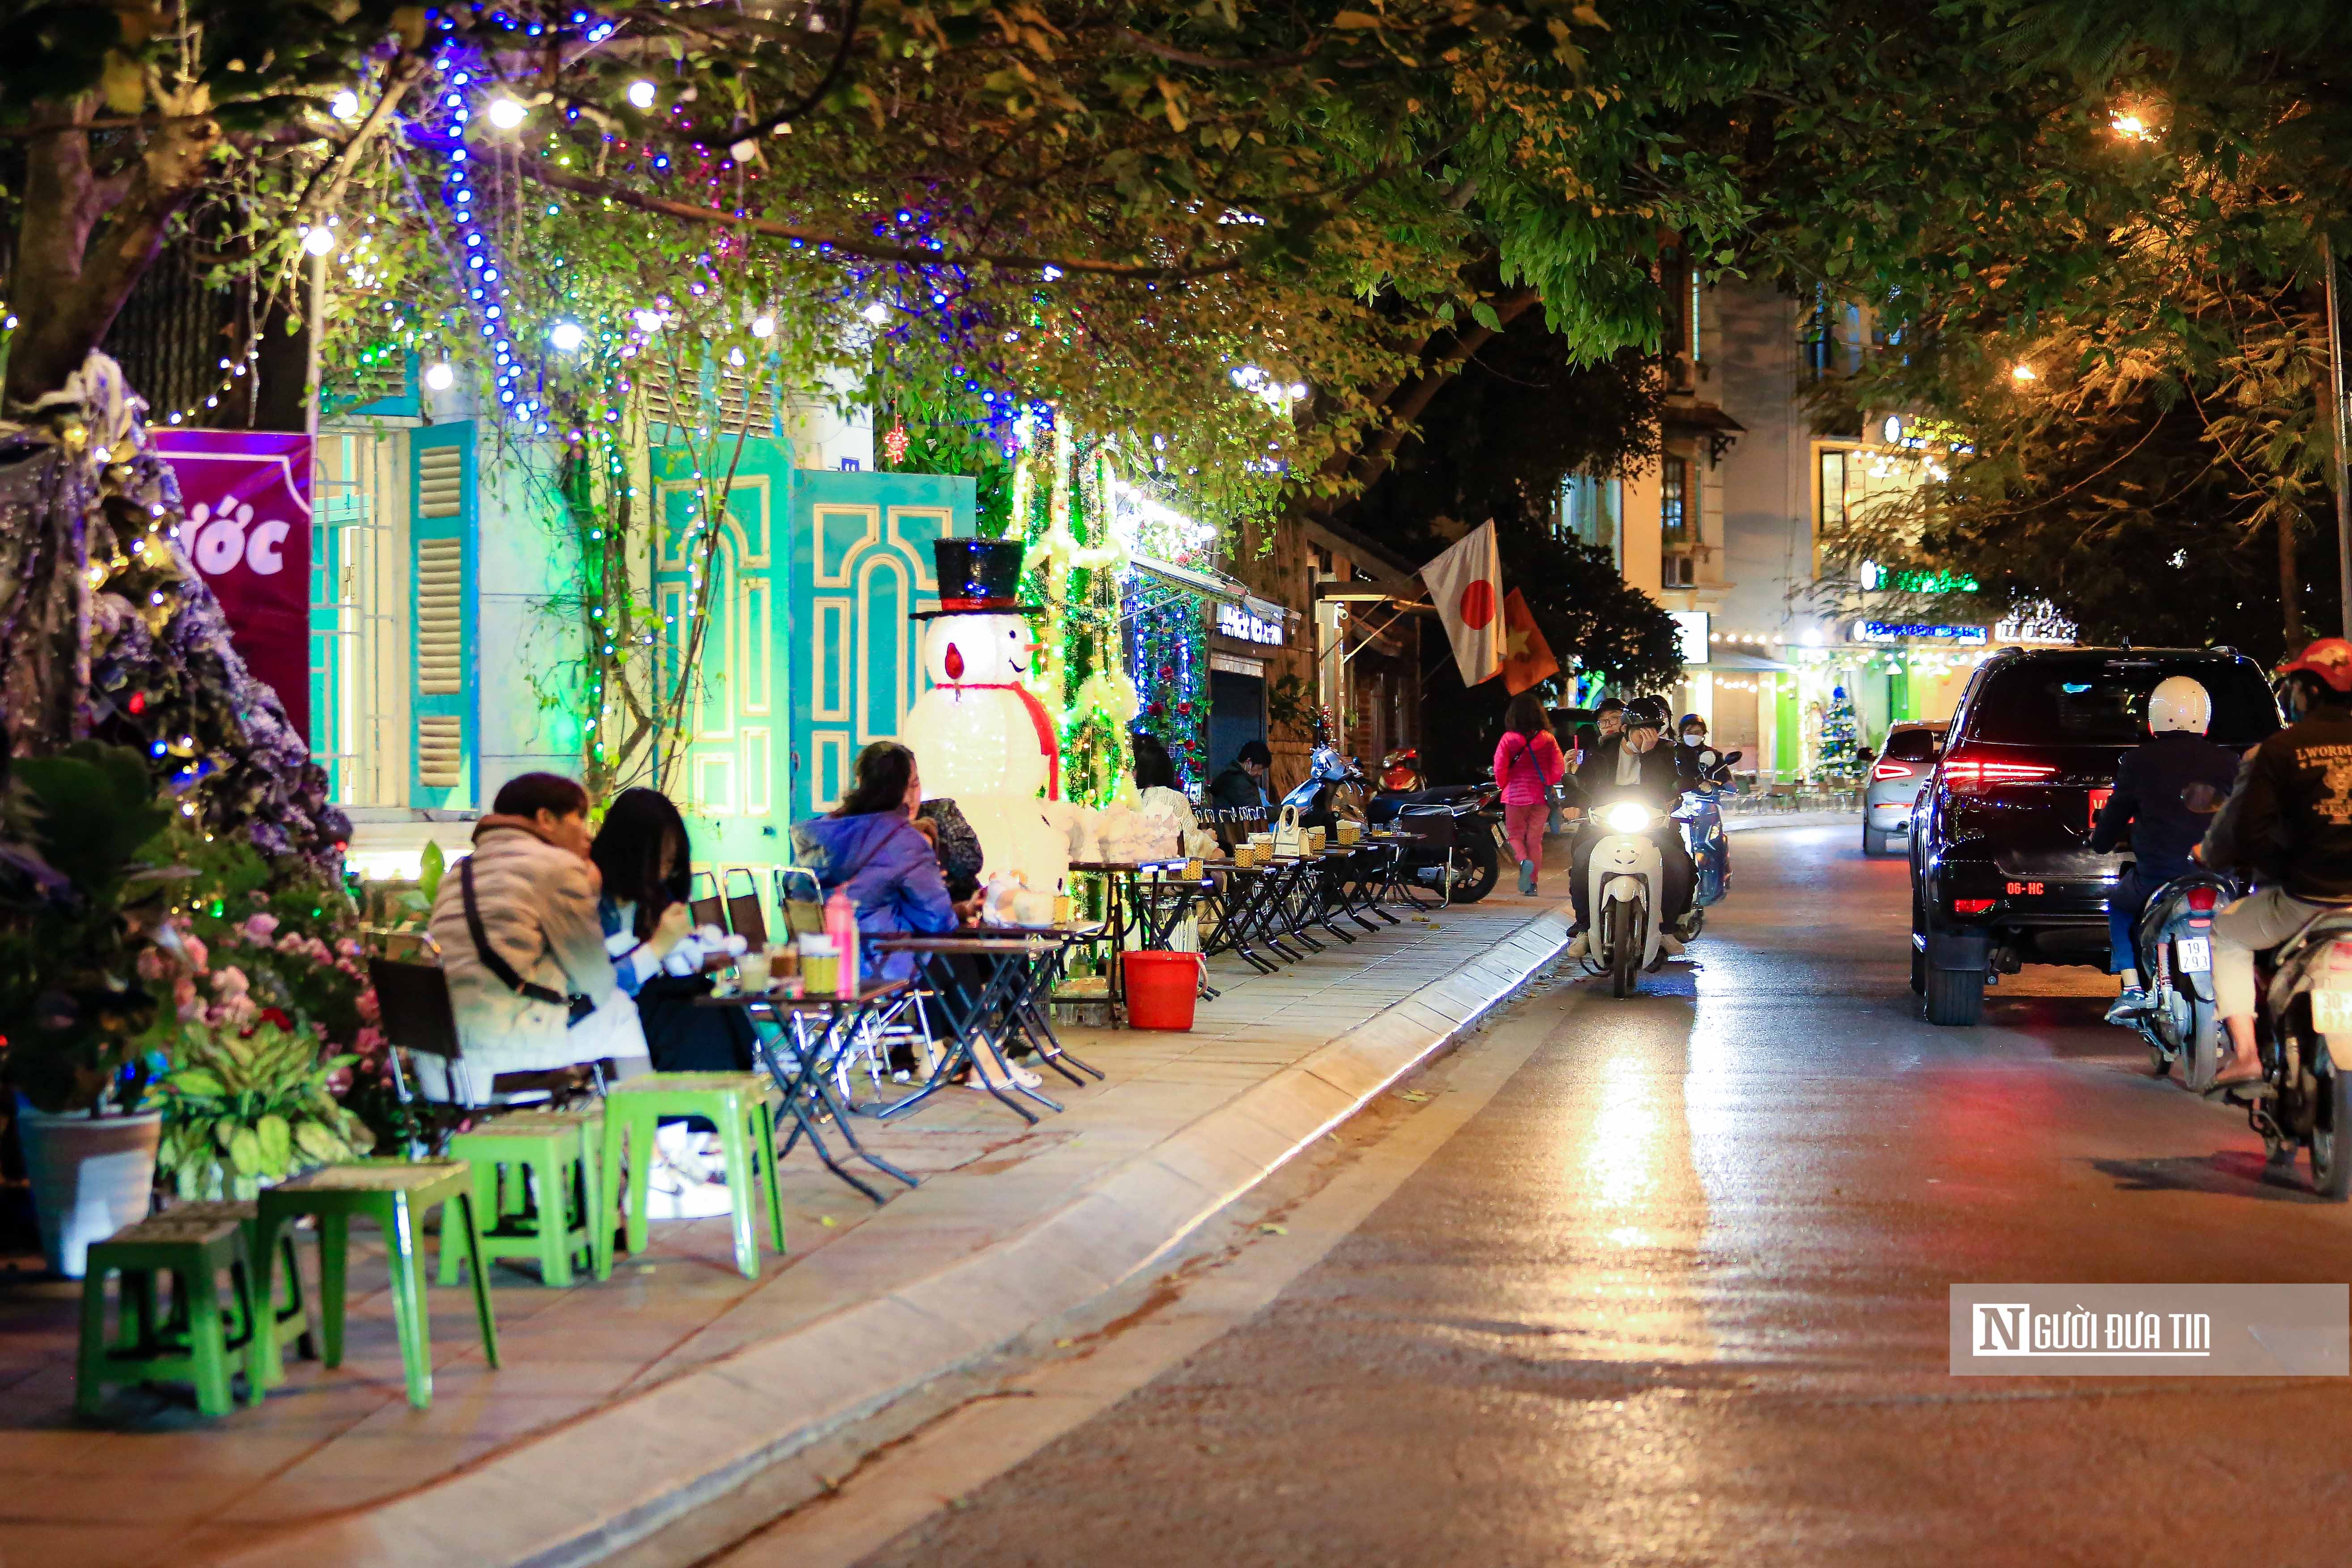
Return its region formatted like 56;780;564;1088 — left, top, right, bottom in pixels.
1681;733;1703;746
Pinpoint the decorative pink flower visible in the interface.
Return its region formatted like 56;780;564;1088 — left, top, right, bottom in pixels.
323;1065;354;1096
209;965;250;996
209;995;258;1029
241;912;280;945
275;931;305;955
353;1024;386;1060
355;989;381;1025
174;975;204;1022
335;938;362;960
136;945;172;983
180;933;208;974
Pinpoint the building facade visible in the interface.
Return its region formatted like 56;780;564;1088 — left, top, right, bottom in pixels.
1565;276;2068;785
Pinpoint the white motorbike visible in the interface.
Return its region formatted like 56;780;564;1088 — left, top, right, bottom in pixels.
1584;800;1673;997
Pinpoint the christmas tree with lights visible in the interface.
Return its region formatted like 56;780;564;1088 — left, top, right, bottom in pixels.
1816;683;1862;783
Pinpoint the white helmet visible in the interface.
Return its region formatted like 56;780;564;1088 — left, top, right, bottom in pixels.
2148;675;2212;735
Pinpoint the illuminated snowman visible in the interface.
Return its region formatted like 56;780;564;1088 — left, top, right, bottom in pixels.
899;538;1068;898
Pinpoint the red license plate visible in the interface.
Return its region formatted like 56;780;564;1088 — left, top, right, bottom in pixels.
2087;788;2112;830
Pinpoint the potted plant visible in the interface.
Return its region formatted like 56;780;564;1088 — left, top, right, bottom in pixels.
0;744;178;1276
153;1017;371;1199
140;826;381;1194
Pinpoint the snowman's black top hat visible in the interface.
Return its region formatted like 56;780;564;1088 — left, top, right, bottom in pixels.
916;536;1048;618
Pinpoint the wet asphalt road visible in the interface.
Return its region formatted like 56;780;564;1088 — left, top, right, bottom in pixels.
855;827;2352;1568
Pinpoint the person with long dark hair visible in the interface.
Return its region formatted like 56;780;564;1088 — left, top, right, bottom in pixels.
793;742;1042;1089
589;787;752;1216
1494;691;1568;896
792;742;961;976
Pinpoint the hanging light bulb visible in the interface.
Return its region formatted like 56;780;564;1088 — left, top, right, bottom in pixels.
750;314;775;339
631;308;663;334
424;361;455;391
301;225;336;256
329;90;361;121
486;97;528;130
627;80;657;110
550;321;586;352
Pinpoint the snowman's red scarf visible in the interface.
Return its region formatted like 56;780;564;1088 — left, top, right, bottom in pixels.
944;683;1061;799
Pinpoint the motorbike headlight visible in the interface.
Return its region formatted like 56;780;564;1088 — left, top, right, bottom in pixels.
1602;802;1654;834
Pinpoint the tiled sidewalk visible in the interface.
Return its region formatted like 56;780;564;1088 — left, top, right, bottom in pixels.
0;880;1564;1568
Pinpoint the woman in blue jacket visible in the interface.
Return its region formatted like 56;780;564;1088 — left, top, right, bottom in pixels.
792;742;1043;1089
791;741;961;979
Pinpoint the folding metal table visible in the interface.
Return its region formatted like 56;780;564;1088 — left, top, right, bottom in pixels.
699;979;919;1205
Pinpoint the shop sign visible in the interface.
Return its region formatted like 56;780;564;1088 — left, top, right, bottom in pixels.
1853;619;1987;645
151;430;312;737
1216;600;1284;646
1995;606;2077;645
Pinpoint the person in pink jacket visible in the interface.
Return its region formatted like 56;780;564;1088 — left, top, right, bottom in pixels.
1493;692;1569;896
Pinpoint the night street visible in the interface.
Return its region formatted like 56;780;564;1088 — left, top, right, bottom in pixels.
720;826;2352;1568
16;6;2352;1565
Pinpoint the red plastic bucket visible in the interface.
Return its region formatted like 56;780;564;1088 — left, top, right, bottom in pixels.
1123;950;1202;1030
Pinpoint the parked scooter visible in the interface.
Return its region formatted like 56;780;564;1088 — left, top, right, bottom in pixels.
1280;744;1504;903
2227;908;2352;1199
1582;799;1675;997
1676;747;1741;929
2119;865;2239;1090
1280;744;1368;824
1378;746;1426;793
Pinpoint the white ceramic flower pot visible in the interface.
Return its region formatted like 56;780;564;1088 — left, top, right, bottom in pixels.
16;1103;161;1279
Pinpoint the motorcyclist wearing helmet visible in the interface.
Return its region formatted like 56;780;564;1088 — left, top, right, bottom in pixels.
2090;675;2241;1024
1674;712;1713;785
1564;700;1696;960
2199;638;2352;1088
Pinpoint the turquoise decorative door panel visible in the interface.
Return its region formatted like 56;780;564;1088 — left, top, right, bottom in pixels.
787;470;973;821
650;436;793;879
648;450;972;911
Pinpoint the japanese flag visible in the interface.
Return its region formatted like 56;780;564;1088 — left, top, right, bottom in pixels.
1420;521;1504;687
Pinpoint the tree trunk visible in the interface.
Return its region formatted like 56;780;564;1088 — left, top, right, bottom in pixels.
2281;503;2305;648
5;98;217;411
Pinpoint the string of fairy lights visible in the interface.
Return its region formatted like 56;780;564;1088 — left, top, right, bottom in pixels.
266;8;1249;805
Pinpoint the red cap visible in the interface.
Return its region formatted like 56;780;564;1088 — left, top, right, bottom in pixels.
2282;637;2352;693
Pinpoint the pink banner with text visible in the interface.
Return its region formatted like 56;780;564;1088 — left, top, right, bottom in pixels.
151;431;313;741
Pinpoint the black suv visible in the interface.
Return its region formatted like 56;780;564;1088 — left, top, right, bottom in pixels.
1909;647;2280;1025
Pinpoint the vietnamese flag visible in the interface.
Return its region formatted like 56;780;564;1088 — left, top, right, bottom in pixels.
1500;589;1559;695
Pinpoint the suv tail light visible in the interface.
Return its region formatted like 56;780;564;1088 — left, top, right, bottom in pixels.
1939;750;2058;795
1952;898;1996;915
2185;886;2219;913
1871;760;1916;781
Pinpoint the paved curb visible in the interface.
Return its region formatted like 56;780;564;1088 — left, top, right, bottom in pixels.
209;902;1577;1568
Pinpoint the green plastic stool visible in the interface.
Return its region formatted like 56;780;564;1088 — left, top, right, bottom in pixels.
441;1108;602;1288
78;1209;263;1419
162;1199;314;1388
254;1160;498;1410
599;1072;786;1281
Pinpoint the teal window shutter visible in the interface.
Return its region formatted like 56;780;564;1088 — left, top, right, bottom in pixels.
410;423;477;807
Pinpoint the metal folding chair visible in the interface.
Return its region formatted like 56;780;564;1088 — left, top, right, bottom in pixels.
365;958;600;1151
